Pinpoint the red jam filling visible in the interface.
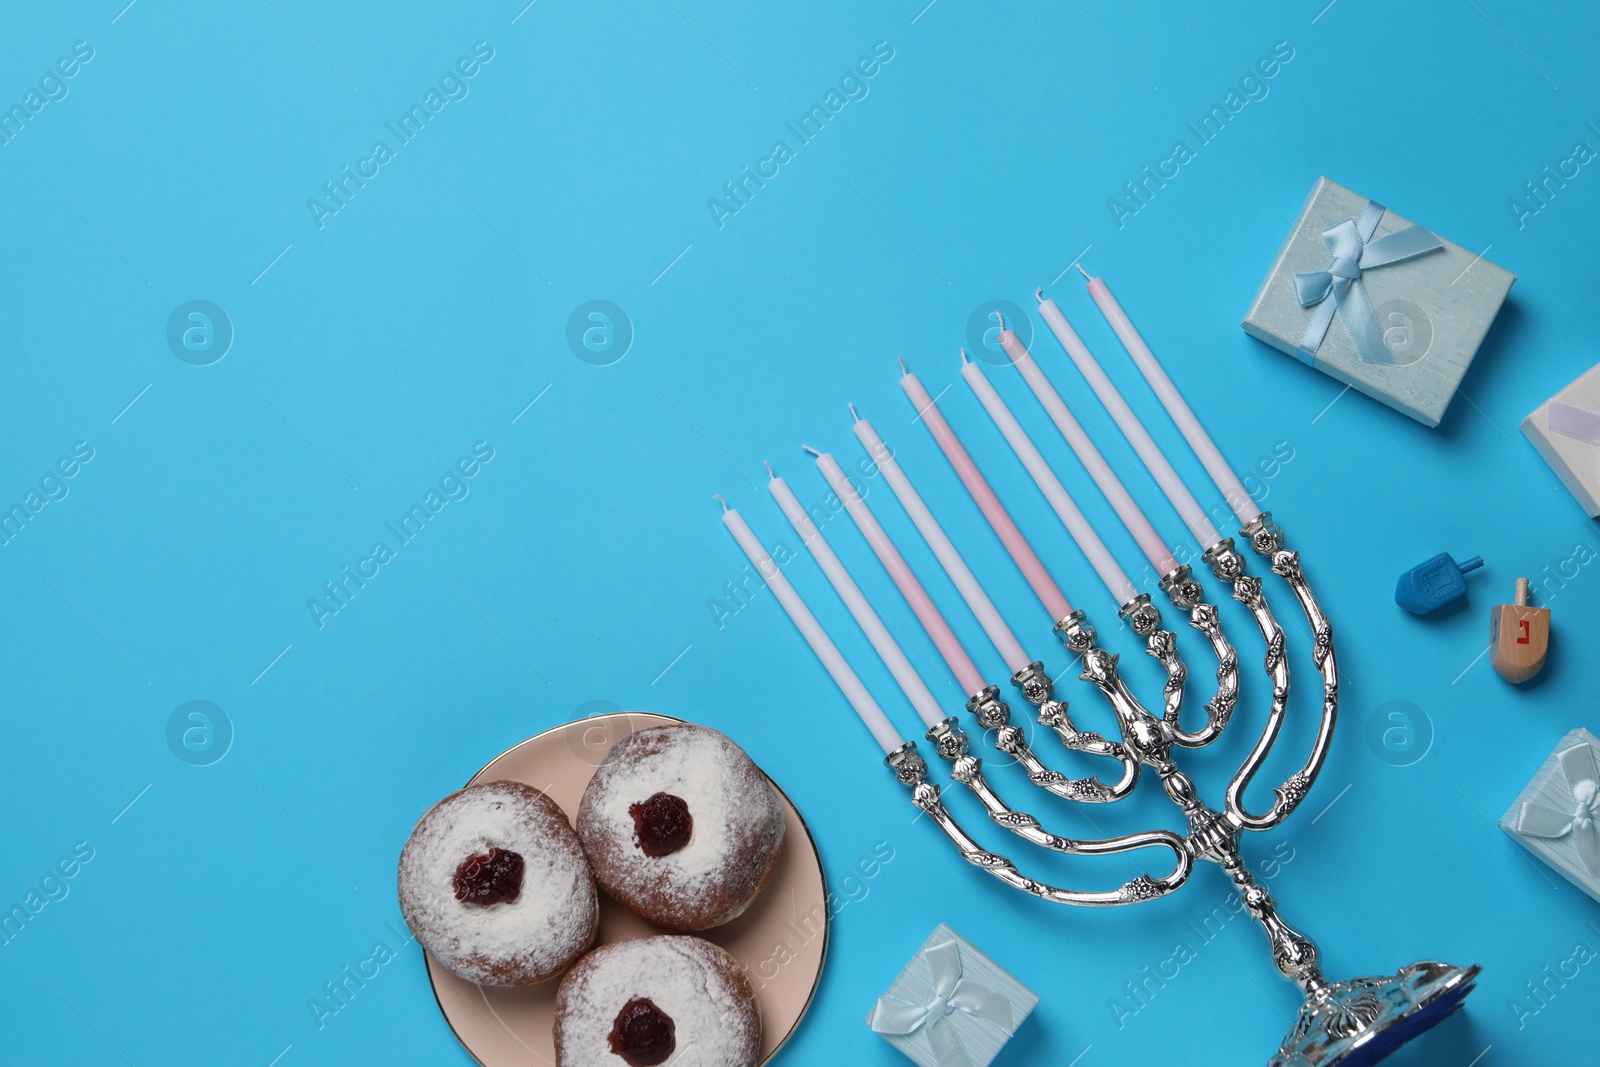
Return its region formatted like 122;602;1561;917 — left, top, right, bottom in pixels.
452;846;524;906
629;792;693;857
608;996;676;1066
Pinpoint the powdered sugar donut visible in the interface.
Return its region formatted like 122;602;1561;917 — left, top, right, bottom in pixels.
577;724;784;931
398;780;597;986
554;935;761;1067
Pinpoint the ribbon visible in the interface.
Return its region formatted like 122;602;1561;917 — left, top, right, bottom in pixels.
1547;400;1600;445
1515;737;1600;878
1292;199;1443;367
868;940;1014;1067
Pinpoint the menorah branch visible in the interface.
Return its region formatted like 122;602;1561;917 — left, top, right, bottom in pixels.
1054;612;1175;768
1116;593;1191;733
885;741;1188;907
1160;564;1240;747
968;682;1139;804
1213;516;1339;832
1201;537;1303;831
927;718;1193;882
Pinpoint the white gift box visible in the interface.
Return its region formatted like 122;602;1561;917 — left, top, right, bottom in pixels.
1522;363;1600;517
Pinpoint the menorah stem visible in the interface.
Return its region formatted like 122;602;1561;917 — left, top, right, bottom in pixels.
1222;855;1327;993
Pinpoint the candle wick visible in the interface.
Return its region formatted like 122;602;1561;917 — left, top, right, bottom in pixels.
763;460;776;480
897;354;908;375
1034;286;1045;303
959;347;971;365
992;310;1005;330
801;443;822;457
1076;262;1091;281
714;493;729;512
848;402;861;423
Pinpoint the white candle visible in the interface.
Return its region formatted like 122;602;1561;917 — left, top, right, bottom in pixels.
851;413;1033;676
1080;268;1262;527
959;352;1140;606
811;449;989;697
719;497;904;753
768;466;947;729
1035;289;1225;551
997;315;1181;579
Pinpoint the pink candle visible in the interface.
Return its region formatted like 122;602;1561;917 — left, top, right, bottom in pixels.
810;448;989;698
851;413;1033;676
719;497;904;753
1079;267;1261;527
996;317;1180;578
1035;288;1224;551
897;368;1074;624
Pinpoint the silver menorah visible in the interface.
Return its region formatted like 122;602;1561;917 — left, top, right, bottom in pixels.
731;290;1483;1063
881;506;1479;1066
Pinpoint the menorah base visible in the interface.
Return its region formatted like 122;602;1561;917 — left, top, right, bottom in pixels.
1269;960;1480;1067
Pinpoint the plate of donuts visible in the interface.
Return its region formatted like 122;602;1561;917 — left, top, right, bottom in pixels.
403;712;827;1066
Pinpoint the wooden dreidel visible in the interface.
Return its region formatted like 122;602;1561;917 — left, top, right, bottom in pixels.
1490;578;1549;683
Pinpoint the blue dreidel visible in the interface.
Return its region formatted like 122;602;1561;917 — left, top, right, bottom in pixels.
1395;552;1483;614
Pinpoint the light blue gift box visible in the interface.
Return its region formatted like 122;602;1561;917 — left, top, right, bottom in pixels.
1500;728;1600;905
867;924;1038;1067
1242;177;1515;428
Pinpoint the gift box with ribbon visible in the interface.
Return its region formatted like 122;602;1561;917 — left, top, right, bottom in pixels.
1242;176;1515;427
1522;363;1600;517
867;924;1037;1067
1500;728;1600;904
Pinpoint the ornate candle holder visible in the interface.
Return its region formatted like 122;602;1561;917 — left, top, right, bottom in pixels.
885;513;1479;1067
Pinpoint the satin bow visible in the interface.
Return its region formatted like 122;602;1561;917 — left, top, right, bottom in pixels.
1548;400;1600;445
1515;738;1600;878
868;940;1013;1067
1292;199;1443;367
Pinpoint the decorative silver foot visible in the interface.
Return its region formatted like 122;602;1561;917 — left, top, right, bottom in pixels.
1269;961;1481;1067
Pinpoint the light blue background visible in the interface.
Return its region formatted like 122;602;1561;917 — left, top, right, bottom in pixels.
2;1;1597;1064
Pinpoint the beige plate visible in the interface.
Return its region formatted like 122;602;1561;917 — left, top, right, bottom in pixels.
424;712;828;1066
